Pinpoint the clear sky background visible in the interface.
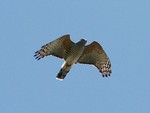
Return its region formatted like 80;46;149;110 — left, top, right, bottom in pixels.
0;0;150;113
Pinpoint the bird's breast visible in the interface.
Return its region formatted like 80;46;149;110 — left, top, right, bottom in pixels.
66;46;84;64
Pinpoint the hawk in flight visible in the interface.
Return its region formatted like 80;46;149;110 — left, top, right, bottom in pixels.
34;34;111;81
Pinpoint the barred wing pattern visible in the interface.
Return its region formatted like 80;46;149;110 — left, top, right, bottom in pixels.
34;35;74;60
77;41;111;77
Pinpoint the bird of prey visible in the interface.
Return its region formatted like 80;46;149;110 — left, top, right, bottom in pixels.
34;34;111;81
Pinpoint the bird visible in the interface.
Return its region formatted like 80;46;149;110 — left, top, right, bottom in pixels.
34;34;111;81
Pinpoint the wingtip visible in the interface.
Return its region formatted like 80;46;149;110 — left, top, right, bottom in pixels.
102;74;111;77
34;55;41;60
102;71;111;77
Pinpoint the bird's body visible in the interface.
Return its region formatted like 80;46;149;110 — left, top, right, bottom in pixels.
56;39;87;80
34;34;111;81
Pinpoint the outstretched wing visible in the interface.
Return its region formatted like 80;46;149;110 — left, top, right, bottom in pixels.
77;41;111;77
34;34;74;60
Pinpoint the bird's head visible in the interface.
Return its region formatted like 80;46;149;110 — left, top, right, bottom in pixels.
80;38;87;44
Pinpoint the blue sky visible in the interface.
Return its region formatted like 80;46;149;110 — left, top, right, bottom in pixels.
0;0;150;113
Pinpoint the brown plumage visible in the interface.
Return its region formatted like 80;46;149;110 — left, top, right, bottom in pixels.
34;34;111;80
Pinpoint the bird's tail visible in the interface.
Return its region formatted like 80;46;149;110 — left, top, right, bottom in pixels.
56;62;72;81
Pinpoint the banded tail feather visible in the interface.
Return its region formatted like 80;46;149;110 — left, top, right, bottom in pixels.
56;62;72;81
